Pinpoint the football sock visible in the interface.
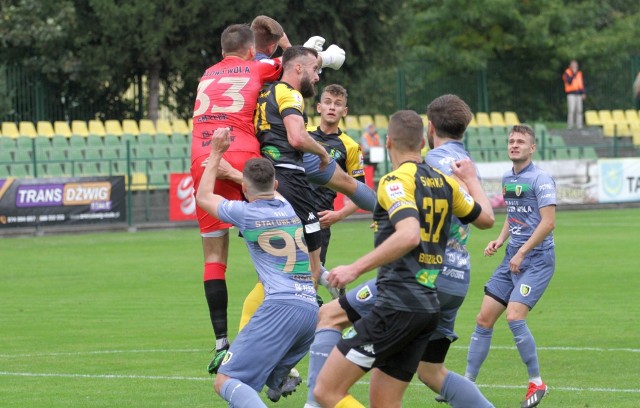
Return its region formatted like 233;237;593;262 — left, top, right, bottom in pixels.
306;328;342;405
203;262;228;342
335;394;365;408
509;320;540;378
238;282;264;332
440;371;495;408
465;324;494;381
220;378;267;408
347;181;377;211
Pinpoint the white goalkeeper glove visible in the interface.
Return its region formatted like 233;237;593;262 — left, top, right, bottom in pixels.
303;36;325;52
319;268;341;299
319;44;346;70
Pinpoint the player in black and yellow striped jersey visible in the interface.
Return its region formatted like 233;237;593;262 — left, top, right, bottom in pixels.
307;84;365;264
313;110;494;408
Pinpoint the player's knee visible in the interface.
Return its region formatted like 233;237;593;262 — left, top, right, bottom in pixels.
317;300;346;330
418;362;447;392
213;374;227;395
475;312;495;328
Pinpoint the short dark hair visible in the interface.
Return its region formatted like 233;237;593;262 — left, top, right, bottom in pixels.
243;158;275;193
426;94;473;140
322;84;348;103
282;46;318;70
250;15;284;50
388;110;424;151
221;24;254;54
510;124;536;143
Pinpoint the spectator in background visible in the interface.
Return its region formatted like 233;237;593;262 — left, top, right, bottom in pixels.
562;60;586;129
360;123;381;174
633;71;640;110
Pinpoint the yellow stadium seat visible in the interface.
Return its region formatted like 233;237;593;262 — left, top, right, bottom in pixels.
631;124;640;146
139;119;156;135
156;119;173;135
467;115;477;128
345;115;360;131
624;109;639;125
122;119;140;135
374;114;389;129
598;110;614;125
19;121;38;138
88;120;106;136
602;123;615;137
585;110;601;127
612;110;627;125
36;121;55;138
172;119;189;135
358;115;375;128
54;121;72;137
475;112;492;127
71;120;90;137
504;111;520;126
2;122;19;139
615;123;631;137
105;120;123;136
420;114;429;127
490;112;506;127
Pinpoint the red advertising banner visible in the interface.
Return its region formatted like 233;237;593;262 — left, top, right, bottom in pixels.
169;173;197;221
333;165;375;214
0;176;126;228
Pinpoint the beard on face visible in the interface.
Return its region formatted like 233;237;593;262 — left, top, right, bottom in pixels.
300;73;317;98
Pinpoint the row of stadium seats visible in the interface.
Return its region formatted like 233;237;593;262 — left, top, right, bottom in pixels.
584;109;640;144
306;111;521;132
0;119;191;139
468;146;597;163
0;140;190;188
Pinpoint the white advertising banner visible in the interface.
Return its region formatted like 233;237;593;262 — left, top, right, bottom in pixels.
598;158;640;203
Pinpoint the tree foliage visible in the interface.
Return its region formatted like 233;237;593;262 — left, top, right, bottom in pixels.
402;0;640;119
1;0;639;121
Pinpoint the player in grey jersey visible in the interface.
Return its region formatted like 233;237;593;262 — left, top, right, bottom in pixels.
196;128;318;408
465;124;556;408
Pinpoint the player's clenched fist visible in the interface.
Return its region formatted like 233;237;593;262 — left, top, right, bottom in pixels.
210;127;231;154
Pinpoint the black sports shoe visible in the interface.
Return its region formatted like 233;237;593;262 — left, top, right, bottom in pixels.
207;345;229;375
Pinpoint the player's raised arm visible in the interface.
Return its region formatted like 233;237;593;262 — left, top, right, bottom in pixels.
451;158;495;229
195;128;231;219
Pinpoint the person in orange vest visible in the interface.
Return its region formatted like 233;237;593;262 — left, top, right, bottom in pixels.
562;60;586;129
360;123;381;173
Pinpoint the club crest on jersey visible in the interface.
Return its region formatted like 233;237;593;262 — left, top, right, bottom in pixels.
356;285;373;301
520;284;532;297
516;185;523;197
385;182;405;199
342;326;357;340
221;351;233;365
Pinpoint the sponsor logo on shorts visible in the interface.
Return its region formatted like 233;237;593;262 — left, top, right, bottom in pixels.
221;351;232;365
342;326;357;340
356;285;372;301
520;284;532;297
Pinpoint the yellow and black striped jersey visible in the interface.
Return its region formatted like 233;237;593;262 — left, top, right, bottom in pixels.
254;81;308;170
308;126;365;211
373;161;481;312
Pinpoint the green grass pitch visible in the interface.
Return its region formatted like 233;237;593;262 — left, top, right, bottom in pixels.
1;208;639;407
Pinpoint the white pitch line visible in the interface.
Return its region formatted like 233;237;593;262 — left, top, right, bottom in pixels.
1;345;638;359
451;345;640;353
1;371;639;394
